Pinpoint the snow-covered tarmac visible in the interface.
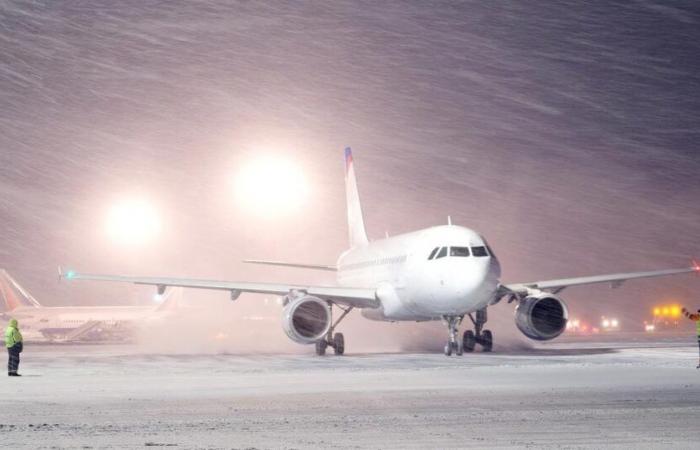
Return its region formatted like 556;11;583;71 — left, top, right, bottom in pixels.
2;339;700;449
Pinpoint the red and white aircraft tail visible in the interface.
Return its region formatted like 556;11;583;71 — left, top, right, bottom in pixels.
0;269;42;312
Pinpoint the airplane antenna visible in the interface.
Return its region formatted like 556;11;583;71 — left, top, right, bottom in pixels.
447;216;452;226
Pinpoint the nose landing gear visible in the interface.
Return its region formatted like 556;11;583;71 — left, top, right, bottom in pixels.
442;308;493;356
442;315;464;356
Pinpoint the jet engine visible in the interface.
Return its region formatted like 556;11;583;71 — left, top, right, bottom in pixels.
515;292;568;341
282;295;331;344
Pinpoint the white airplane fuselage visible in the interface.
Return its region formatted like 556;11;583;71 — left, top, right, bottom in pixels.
6;305;167;341
337;225;501;321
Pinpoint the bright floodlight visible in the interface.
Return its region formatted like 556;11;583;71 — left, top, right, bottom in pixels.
105;199;161;246
233;156;309;218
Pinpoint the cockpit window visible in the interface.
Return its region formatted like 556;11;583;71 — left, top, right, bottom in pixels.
471;246;489;257
450;247;470;257
486;245;495;258
428;247;439;260
435;247;447;259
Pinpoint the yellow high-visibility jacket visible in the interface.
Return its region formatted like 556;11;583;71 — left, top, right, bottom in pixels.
4;319;22;348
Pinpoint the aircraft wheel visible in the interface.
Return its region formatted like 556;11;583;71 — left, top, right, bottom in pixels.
315;339;327;356
456;340;464;356
463;330;476;352
333;333;345;355
481;330;493;352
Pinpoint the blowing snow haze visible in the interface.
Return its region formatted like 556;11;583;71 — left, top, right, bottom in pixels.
1;1;699;335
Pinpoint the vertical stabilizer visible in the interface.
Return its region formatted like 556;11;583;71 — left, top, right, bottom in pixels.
344;147;369;247
0;270;42;311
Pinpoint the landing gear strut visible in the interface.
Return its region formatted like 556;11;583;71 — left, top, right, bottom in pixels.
442;315;464;356
465;308;493;353
315;304;353;356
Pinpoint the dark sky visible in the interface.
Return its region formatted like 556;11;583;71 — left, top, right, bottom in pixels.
1;1;699;329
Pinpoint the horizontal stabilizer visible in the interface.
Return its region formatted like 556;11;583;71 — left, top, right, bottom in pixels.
242;260;337;272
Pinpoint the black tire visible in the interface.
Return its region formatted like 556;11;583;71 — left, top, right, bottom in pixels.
463;330;476;352
315;340;327;356
481;330;493;352
333;333;345;355
455;340;463;356
444;342;452;356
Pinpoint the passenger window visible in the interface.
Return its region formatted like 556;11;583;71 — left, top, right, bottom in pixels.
450;247;470;257
471;246;488;257
428;247;439;260
436;247;447;259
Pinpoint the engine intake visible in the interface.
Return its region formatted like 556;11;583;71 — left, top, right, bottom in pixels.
515;292;568;341
282;295;331;344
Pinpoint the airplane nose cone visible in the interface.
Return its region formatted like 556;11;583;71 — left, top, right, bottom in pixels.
458;261;490;291
451;259;499;309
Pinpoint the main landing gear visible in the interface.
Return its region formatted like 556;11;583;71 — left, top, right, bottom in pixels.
315;305;353;356
443;308;493;356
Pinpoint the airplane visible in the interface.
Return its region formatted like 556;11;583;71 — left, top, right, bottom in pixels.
0;269;180;342
60;148;700;355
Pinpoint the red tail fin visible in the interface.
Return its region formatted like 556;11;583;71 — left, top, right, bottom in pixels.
0;270;42;311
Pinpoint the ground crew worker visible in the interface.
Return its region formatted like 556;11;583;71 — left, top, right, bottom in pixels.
5;318;23;376
682;307;700;369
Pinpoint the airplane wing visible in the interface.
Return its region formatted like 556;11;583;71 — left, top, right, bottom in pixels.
59;269;379;309
504;264;699;295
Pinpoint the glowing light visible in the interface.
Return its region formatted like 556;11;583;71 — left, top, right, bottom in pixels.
670;306;681;317
653;307;661;316
602;319;610;328
153;293;164;303
232;156;309;218
662;307;669;316
65;270;76;280
105;199;161;246
645;323;655;332
611;319;619;328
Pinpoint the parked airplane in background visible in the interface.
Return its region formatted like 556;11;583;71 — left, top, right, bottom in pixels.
61;148;700;355
0;269;180;342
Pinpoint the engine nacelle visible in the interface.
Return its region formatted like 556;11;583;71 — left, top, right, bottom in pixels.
282;295;331;344
515;292;568;341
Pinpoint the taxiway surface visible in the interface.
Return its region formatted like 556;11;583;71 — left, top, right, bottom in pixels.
1;339;699;449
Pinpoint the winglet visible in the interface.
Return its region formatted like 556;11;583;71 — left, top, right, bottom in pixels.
59;267;77;281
